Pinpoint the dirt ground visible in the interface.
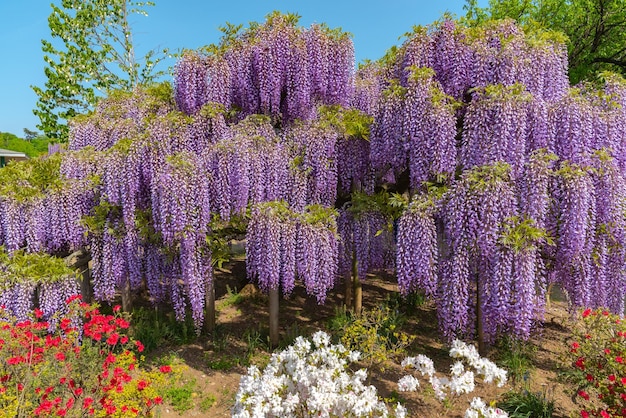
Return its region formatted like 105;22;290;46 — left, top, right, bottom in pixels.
151;259;582;418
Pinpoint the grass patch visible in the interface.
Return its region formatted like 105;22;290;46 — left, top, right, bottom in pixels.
164;379;197;413
498;387;555;418
495;336;536;385
130;306;197;352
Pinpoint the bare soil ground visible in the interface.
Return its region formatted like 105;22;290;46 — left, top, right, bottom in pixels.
150;258;581;418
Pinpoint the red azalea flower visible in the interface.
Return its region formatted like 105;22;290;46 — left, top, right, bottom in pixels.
617;356;624;363
113;305;121;313
106;334;119;346
601;411;610;418
578;390;590;400
154;396;163;405
7;356;22;365
609;374;616;382
581;411;590;418
135;341;144;353
55;352;65;362
159;365;172;373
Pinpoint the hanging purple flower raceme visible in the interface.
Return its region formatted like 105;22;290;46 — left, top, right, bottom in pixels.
296;205;338;303
403;67;457;190
174;51;232;115
518;149;557;230
553;161;596;309
91;222;128;302
0;280;35;322
247;202;337;302
179;233;213;330
284;119;338;207
336;135;374;196
0;198;27;252
439;163;518;342
461;84;532;179
337;196;395;283
522;36;569;102
526;98;552;152
39;277;81;329
498;216;552;340
351;62;383;116
590;151;626;313
396;195;438;297
246;202;296;294
430;19;472;102
550;89;595;165
370;80;407;176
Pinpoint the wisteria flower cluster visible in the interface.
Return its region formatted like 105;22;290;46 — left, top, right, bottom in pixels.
0;296;175;417
398;339;508;417
232;331;406;417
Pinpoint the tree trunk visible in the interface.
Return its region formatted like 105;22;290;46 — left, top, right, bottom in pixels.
546;282;554;309
80;265;92;303
269;287;279;348
121;279;132;313
353;276;362;317
204;279;216;333
344;273;352;311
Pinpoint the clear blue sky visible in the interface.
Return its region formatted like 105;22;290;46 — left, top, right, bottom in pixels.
0;1;483;137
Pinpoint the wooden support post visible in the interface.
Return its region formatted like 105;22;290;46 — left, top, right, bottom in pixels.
121;279;132;313
269;287;279;349
344;273;352;311
204;279;216;333
80;266;92;303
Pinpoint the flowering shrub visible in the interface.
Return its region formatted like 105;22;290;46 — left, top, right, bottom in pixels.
563;308;626;417
0;296;175;417
232;331;406;417
397;339;508;418
330;305;415;367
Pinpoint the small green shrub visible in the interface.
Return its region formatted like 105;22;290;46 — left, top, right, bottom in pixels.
217;285;244;309
200;393;217;411
165;379;197;413
499;388;555;418
130;306;197;352
206;355;243;371
385;291;427;315
495;336;536;384
329;305;414;366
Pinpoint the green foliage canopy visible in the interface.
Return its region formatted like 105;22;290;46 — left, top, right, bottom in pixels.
464;0;626;83
32;0;169;140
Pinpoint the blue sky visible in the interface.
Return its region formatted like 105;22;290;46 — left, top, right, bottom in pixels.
0;1;482;137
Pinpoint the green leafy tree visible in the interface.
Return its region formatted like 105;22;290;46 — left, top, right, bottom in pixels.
464;0;626;83
32;0;168;140
0;132;50;157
